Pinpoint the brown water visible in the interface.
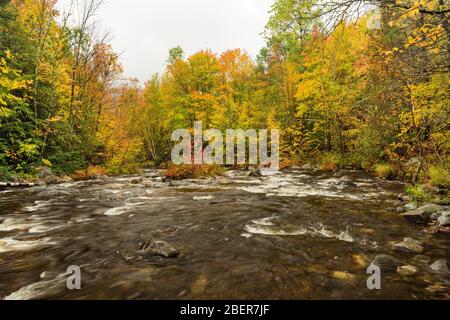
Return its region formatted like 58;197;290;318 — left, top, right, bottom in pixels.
0;169;448;300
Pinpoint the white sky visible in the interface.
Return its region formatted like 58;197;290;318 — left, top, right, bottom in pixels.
58;0;275;83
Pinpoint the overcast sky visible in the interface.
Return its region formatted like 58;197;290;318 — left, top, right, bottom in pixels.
58;0;275;83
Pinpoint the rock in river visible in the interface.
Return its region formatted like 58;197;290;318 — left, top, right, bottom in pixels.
371;254;401;272
248;168;262;177
391;238;424;254
139;240;179;258
402;204;444;224
430;259;448;275
404;202;418;211
437;212;450;227
397;265;419;276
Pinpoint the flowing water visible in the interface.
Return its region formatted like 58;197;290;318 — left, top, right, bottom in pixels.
0;169;448;300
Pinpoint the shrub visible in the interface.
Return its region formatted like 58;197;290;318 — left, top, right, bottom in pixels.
72;166;107;181
405;184;430;202
428;165;450;188
320;154;338;172
374;163;395;179
164;164;224;180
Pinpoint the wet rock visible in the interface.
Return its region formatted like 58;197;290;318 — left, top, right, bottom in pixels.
397;207;405;213
353;254;369;268
397;265;419;276
139;240;179;258
371;254;401;272
391;238;424;254
248;168;262;177
437;212;450;227
402;204;444;224
398;193;412;202
431;212;442;221
404;202;418;211
425;283;449;294
301;163;314;170
144;171;160;178
37;165;53;179
430;259;448;275
341;181;358;188
331;271;355;281
58;176;73;183
393;200;403;207
411;254;431;267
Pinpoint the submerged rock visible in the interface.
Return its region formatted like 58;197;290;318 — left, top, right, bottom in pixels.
139;240;179;258
397;265;419;276
371;254;401;272
341;181;358;188
402;204;444;224
353;254;369;268
331;271;355;281
391;238;424;254
430;259;448;275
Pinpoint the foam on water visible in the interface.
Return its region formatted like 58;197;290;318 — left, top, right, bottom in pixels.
24;200;52;212
244;219;354;243
0;237;55;253
0;218;40;232
104;206;133;216
244;224;308;236
193;196;214;201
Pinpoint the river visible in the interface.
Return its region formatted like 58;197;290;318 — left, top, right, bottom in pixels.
0;169;448;299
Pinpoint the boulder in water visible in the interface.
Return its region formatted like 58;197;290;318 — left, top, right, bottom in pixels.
139;240;179;258
430;259;448;275
248;168;262;177
402;204;444;224
437;212;450;227
371;254;401;272
404;202;418;211
341;181;358;188
391;238;424;254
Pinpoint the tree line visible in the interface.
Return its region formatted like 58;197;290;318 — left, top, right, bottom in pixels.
0;0;449;187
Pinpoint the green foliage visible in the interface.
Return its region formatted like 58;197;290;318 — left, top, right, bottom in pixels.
319;154;338;172
374;163;396;180
405;185;431;203
428;164;450;188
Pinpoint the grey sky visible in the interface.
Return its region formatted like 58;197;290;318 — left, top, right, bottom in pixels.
59;0;275;83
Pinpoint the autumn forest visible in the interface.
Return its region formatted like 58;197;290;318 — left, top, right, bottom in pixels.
1;0;449;188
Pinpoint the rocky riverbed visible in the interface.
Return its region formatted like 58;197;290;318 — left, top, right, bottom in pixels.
0;169;448;299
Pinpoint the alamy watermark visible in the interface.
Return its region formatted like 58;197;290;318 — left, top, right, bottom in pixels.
367;264;381;290
171;121;280;170
66;265;81;290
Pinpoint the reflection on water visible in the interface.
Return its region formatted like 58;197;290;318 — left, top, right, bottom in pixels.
0;169;449;300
